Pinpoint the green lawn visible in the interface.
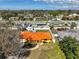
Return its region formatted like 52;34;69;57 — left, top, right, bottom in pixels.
38;42;66;59
27;41;66;59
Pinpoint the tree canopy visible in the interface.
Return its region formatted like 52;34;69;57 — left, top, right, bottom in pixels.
59;36;79;59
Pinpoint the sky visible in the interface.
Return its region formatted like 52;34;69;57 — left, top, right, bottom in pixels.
0;0;79;10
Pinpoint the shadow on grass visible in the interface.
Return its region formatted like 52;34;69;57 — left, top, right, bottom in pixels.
18;50;31;59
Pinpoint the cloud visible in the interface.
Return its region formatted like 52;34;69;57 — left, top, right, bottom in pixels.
33;0;79;4
33;0;54;3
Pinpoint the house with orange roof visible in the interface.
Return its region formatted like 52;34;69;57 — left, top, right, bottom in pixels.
20;31;53;43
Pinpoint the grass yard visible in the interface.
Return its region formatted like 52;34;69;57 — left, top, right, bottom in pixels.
36;30;49;32
27;41;66;59
38;42;66;59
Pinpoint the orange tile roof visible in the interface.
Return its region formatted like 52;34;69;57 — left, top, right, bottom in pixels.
20;31;52;41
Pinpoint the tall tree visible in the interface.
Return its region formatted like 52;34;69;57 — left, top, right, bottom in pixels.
59;36;79;59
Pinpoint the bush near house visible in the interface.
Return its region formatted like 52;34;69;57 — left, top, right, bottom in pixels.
22;41;37;48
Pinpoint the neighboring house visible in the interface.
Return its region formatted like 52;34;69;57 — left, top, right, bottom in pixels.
20;31;52;43
9;17;19;20
53;25;70;30
23;14;33;21
0;17;3;20
50;20;71;30
18;14;33;18
33;17;48;21
56;14;64;20
69;13;79;17
26;21;50;32
77;23;79;29
18;14;33;20
44;14;53;20
26;26;50;32
62;13;79;20
8;26;18;30
18;14;24;16
24;14;33;18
